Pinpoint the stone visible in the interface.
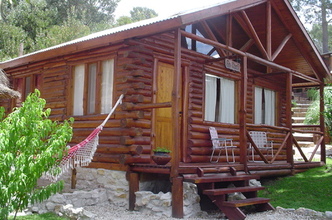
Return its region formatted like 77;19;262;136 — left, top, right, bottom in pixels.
325;211;332;218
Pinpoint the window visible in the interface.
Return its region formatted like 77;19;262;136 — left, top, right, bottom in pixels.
72;59;114;116
14;74;41;103
254;87;276;125
204;74;235;123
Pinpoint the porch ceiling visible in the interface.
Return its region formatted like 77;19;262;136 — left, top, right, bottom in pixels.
188;0;329;85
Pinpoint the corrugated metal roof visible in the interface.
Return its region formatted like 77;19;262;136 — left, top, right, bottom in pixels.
1;1;235;64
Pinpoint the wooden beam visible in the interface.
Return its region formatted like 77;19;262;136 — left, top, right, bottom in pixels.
309;136;324;162
200;20;227;57
239;11;269;59
226;13;233;53
292;135;309;162
246;131;269;164
240;39;254;52
319;84;326;163
286;72;294;164
180;30;321;84
266;1;272;59
128;172;139;211
171;176;184;218
239;56;248;169
272;34;292;61
270;132;291;164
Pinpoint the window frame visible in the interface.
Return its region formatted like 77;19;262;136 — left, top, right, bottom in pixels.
204;73;236;124
13;74;41;105
70;58;115;116
254;86;277;126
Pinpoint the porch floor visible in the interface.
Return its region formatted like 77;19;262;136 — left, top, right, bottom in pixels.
130;160;323;177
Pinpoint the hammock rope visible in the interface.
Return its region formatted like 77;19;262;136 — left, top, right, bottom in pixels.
44;94;124;181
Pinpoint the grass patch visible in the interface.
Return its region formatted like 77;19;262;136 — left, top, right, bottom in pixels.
259;158;332;212
10;213;69;220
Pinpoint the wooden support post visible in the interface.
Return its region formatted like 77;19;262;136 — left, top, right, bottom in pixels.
71;168;77;189
171;28;183;218
128;172;140;211
319;84;326;163
239;56;248;171
286;72;294;165
172;176;184;218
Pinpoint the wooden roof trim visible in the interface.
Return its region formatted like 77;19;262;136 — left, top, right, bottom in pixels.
239;10;269;59
181;29;321;84
199;20;227;57
270;0;330;80
271;33;292;61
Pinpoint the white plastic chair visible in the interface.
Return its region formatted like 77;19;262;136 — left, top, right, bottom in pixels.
248;131;274;161
209;127;236;163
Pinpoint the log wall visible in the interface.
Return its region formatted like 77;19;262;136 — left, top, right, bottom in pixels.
1;29;290;168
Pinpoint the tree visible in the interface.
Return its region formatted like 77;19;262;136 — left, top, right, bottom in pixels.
115;7;158;27
289;0;332;53
0;90;73;220
304;86;332;138
45;0;120;30
130;7;158;22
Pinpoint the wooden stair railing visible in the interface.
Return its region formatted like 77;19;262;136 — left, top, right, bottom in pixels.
183;167;274;220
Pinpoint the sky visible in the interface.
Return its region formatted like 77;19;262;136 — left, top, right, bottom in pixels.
114;0;230;19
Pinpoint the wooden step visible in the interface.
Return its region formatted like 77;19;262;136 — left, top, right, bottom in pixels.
203;186;265;196
223;197;270;208
184;174;260;184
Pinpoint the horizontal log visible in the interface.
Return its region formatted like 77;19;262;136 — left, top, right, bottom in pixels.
72;120;121;128
121;102;171;111
117;76;152;85
117;82;145;91
186;155;239;163
120;118;151;128
70;136;122;145
119;136;151;145
121;63;151;72
87;162;128;171
121;88;152;96
86;127;143;137
116;69;151;78
92;153;123;163
117;57;149;67
97;144;143;155
113;111;144;119
120;154;151;164
188;146;239;156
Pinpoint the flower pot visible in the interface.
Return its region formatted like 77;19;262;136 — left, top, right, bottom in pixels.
151;152;171;165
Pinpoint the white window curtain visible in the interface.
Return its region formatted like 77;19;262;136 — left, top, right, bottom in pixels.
254;87;263;124
73;64;85;116
254;87;275;125
264;89;275;125
205;74;235;123
87;64;97;114
219;78;235;123
101;59;114;114
204;74;217;121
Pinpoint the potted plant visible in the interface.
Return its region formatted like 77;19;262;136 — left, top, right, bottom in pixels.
151;147;171;165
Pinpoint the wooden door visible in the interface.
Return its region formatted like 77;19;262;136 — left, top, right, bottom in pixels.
153;62;175;154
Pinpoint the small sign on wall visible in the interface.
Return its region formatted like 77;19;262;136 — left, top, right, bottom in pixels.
225;58;241;72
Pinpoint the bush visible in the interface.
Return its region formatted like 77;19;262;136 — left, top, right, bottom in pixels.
304;86;332;136
0;90;73;220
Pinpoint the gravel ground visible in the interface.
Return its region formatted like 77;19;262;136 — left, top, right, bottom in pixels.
84;205;331;220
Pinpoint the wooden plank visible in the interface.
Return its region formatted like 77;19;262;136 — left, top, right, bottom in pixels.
128;172;139;211
184;174;260;184
171;176;184;218
223;197;270;207
203;186;265;196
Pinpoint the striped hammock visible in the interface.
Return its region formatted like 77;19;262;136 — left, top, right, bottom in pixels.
43;94;124;182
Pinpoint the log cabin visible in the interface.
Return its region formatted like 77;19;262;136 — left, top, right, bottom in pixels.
0;0;331;219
